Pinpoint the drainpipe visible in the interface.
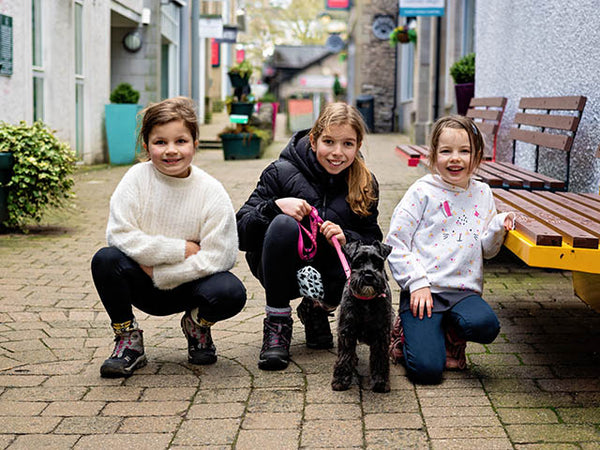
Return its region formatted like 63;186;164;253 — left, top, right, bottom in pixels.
180;1;190;96
191;0;200;105
432;16;441;120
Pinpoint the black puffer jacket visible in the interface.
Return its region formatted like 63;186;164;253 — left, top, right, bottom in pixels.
236;130;383;259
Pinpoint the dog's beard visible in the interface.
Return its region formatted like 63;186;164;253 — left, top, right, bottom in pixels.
349;277;378;298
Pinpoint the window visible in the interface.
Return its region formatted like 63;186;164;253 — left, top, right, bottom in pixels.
32;0;44;122
462;0;475;55
400;42;414;102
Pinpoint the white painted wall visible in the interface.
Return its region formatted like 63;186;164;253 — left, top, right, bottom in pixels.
476;0;600;192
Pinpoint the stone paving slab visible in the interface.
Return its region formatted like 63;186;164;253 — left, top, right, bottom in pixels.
0;114;599;448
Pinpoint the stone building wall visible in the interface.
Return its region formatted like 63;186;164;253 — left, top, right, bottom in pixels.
353;0;398;133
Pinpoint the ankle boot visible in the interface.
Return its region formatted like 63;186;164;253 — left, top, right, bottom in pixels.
296;297;333;349
445;326;467;370
100;320;147;378
181;311;217;365
258;315;293;370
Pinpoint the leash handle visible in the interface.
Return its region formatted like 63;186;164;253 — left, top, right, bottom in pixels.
303;207;351;280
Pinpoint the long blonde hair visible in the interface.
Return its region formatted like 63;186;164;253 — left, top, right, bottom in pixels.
309;102;377;217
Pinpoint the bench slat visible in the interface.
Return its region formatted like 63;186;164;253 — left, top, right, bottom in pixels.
509;190;600;238
513;112;580;131
474;167;504;187
476;164;524;188
492;189;599;248
470;97;507;108
483;162;546;189
519;96;587;111
536;192;600;221
508;128;573;152
467;109;503;121
494;197;562;246
555;193;600;212
493;162;565;189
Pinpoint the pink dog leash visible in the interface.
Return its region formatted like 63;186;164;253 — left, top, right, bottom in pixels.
297;207;351;280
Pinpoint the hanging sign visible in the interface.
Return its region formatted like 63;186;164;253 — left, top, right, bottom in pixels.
400;0;445;17
199;15;223;38
0;14;13;76
326;0;350;11
215;26;238;44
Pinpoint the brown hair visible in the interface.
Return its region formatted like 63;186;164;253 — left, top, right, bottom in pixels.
427;115;485;174
137;96;199;160
309;102;376;217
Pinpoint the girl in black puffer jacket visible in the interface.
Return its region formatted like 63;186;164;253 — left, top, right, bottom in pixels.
237;102;382;370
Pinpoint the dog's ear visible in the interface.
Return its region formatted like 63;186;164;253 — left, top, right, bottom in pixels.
343;241;362;260
374;241;393;259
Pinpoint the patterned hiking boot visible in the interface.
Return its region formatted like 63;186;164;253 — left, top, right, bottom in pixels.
445;326;467;370
389;314;405;364
181;312;217;365
296;297;334;349
100;329;147;378
258;315;293;370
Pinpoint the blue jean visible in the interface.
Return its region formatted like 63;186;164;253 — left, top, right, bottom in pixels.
400;294;500;384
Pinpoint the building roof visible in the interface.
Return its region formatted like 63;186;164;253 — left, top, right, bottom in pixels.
270;45;333;70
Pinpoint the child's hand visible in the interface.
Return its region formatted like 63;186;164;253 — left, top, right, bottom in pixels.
504;212;516;231
275;197;312;221
185;241;201;258
410;287;433;319
320;220;346;246
140;264;153;278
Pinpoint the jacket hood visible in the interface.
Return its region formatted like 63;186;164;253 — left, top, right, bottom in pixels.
279;129;347;185
421;173;472;192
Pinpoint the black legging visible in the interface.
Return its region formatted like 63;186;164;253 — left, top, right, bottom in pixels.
91;247;246;324
254;214;346;308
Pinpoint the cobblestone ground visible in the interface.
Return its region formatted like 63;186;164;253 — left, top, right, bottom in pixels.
0;114;599;449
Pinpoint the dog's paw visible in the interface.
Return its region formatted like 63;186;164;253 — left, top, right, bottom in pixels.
371;380;390;393
331;379;351;391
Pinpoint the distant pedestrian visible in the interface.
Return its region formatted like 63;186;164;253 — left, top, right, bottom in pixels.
236;102;383;370
91;96;246;378
386;115;514;384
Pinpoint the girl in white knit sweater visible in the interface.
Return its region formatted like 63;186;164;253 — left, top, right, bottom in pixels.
386;115;514;384
91;97;246;378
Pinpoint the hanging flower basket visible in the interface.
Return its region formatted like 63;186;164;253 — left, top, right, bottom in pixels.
389;26;417;46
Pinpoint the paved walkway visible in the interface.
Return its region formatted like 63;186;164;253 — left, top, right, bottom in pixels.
0;113;599;449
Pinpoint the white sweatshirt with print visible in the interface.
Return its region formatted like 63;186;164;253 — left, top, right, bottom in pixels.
106;162;238;290
385;174;510;295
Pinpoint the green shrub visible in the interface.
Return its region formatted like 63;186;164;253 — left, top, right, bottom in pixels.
109;82;140;104
259;92;277;103
449;53;475;84
0;121;77;230
212;100;225;113
228;59;253;79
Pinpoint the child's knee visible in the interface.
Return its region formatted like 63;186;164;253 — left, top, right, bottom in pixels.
468;315;500;344
405;354;445;385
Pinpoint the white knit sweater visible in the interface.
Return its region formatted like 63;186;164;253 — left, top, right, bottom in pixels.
386;174;510;295
106;162;238;290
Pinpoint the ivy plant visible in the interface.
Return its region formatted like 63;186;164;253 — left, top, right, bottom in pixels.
0;121;77;230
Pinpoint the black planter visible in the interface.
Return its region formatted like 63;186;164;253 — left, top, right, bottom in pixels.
230;102;254;117
0;152;14;225
228;72;250;88
454;82;475;116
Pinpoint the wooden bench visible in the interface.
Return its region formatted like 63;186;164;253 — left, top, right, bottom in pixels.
395;96;507;167
493;185;600;312
476;96;587;191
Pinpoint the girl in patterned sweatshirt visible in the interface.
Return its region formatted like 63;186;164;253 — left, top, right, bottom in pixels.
386;115;514;384
91;97;246;378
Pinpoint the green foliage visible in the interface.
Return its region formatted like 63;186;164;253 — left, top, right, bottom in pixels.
212;100;225;113
228;60;254;79
449;53;475;84
109;82;140;104
389;26;417;46
0;121;76;230
259;92;277;103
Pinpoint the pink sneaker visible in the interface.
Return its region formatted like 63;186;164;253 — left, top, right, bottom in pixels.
389;314;405;364
445;326;467;370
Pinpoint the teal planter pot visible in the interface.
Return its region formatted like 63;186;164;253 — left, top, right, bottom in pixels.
105;104;143;165
0;152;14;225
221;133;262;160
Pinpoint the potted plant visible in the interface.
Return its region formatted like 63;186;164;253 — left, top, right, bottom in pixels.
219;124;270;160
0;121;76;231
227;59;253;89
105;82;143;165
389;25;417;46
449;52;475;115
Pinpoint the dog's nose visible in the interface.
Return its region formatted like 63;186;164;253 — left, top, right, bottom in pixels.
362;272;375;283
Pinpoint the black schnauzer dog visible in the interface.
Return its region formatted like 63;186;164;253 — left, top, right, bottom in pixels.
332;241;393;393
